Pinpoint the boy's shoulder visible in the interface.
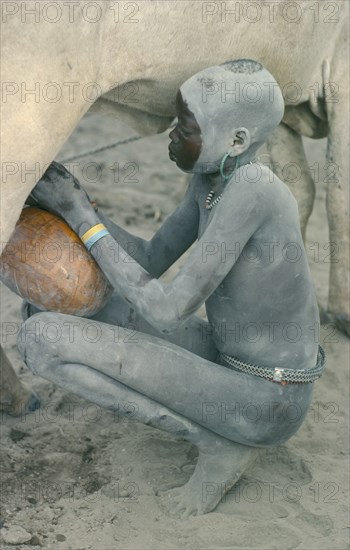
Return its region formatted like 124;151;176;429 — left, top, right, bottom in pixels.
237;161;278;186
188;163;298;214
231;162;298;206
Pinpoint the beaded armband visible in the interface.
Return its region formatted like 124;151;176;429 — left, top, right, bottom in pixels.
81;224;109;251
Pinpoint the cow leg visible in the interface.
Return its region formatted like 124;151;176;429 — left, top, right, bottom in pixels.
324;71;350;336
266;122;315;242
0;345;40;416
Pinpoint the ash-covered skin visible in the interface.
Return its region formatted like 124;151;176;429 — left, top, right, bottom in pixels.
29;161;88;215
168;92;202;171
22;60;320;517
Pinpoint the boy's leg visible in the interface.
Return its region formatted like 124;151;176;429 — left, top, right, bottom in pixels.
21;292;219;362
19;312;312;445
18;311;259;517
91;292;219;361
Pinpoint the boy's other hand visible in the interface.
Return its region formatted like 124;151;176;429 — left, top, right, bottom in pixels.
29;161;96;231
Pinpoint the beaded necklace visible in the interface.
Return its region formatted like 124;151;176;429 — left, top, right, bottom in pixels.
204;160;256;210
205;190;223;210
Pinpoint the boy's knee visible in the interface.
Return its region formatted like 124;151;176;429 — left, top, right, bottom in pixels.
247;415;308;447
17;312;58;374
230;403;310;447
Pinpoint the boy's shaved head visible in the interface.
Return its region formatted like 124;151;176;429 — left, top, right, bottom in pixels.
178;59;285;174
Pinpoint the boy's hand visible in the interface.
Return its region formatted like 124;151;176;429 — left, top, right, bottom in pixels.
30;161;97;232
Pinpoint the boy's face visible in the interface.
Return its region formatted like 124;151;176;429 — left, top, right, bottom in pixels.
168;91;202;172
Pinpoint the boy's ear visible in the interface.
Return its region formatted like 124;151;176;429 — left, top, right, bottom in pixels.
229;127;251;156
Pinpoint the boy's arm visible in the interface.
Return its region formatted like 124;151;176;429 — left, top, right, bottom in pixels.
95;180;199;278
30;162;270;334
76;172;271;333
29;161;199;279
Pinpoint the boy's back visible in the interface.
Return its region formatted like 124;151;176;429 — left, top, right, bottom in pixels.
193;164;320;370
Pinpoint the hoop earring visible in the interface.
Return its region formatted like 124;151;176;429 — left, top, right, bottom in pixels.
220;153;240;180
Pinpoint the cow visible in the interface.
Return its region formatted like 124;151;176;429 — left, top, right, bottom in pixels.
0;0;349;415
0;346;40;416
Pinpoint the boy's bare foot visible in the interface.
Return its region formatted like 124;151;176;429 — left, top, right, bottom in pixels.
159;432;259;518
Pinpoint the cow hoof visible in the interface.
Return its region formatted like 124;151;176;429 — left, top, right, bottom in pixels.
319;306;332;325
319;307;350;339
1;391;41;417
26;392;41;412
334;315;350;339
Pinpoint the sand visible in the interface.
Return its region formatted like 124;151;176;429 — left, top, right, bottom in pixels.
0;112;349;550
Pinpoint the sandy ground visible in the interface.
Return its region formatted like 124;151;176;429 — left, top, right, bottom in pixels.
0;111;349;550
